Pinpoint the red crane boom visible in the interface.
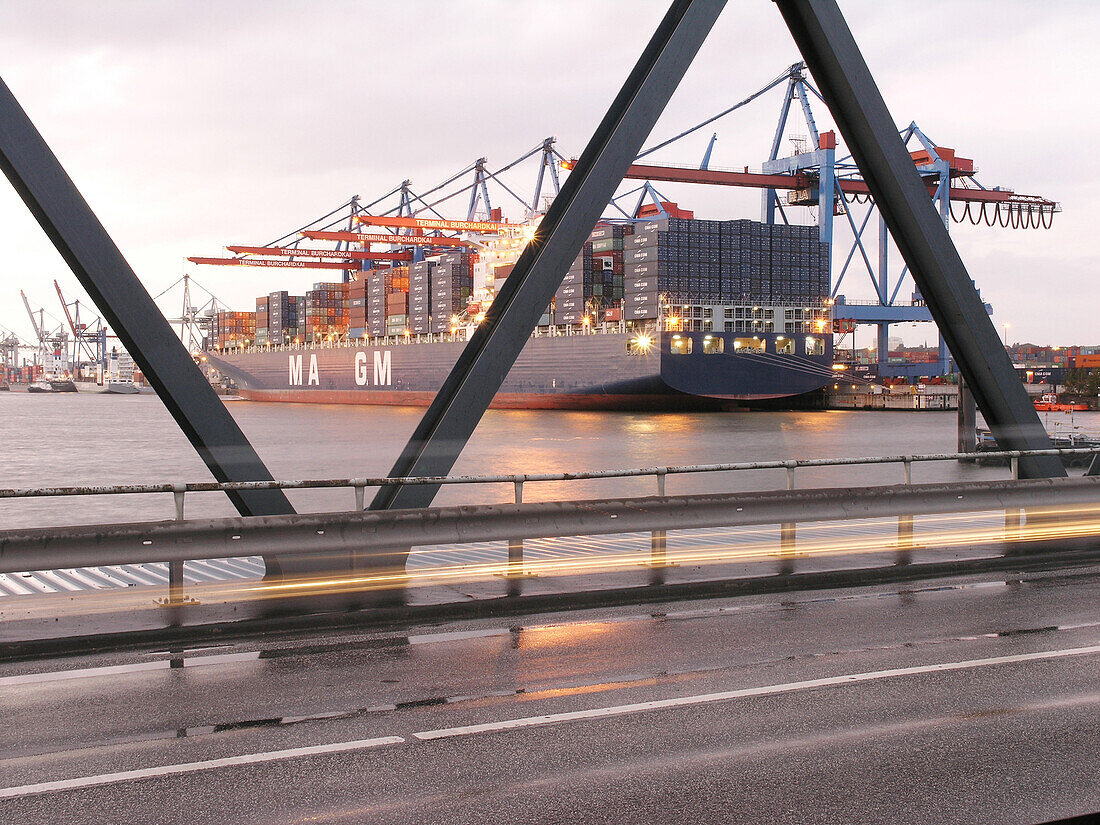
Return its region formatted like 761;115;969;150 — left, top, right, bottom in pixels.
302;230;476;248
355;216;509;233
226;245;412;262
187;257;354;270
618;162;1055;208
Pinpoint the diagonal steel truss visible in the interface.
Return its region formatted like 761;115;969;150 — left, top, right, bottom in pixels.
371;0;729;510
774;0;1061;479
0;78;299;577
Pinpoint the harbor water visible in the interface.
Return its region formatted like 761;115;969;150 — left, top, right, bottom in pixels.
5;392;1096;533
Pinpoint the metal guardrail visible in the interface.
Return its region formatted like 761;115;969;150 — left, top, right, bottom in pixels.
3;447;1099;508
3;477;1100;578
2;447;1097;601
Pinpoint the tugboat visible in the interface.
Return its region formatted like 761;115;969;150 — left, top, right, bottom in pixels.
1034;393;1089;412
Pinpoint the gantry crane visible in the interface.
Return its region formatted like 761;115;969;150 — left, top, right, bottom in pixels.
54;280;107;376
21;289;69;377
592;62;1058;377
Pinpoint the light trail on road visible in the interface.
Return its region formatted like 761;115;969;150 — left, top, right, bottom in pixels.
3;503;1098;623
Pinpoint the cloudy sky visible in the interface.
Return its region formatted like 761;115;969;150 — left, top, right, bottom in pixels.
0;1;1093;349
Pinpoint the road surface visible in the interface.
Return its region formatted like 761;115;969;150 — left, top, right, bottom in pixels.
2;566;1099;824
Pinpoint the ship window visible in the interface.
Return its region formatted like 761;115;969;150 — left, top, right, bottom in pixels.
732;337;765;354
670;334;692;355
776;336;795;354
805;336;825;356
702;335;723;354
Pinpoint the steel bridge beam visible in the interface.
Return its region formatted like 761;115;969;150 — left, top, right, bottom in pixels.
774;0;1063;479
372;0;727;510
0;76;300;575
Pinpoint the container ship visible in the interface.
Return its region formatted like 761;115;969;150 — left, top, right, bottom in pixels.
201;211;837;410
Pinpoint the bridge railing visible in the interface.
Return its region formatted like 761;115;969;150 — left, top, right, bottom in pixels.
1;447;1098;603
2;446;1097;512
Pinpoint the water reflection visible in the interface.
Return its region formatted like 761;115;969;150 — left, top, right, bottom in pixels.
7;392;1087;531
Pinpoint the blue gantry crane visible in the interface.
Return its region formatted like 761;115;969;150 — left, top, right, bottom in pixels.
615;61;1059;378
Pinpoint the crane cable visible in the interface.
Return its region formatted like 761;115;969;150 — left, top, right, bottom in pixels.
839;188;1054;229
948;200;1055;230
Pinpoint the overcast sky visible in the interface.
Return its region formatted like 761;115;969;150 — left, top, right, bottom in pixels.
0;1;1094;349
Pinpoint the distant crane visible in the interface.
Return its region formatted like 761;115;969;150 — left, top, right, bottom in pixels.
21;289;68;377
0;323;34;380
154;273;223;353
54;279;107;376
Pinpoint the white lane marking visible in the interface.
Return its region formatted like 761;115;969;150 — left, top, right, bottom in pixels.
408;628;512;645
414;643;1100;740
0;736;404;800
0;661;169;687
0;651;262;687
8;644;1099;798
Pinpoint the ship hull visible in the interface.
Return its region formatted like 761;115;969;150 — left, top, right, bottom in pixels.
206;330;833;411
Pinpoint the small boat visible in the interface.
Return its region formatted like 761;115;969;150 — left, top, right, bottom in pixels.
26;379;78;393
105;382;140;395
1034;393;1089;412
975;426;1100;467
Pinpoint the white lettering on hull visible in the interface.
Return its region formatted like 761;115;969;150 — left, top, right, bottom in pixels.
374;351;391;386
287;350;393;389
354;352;368;386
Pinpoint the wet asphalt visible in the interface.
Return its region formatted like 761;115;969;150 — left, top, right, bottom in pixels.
1;566;1098;824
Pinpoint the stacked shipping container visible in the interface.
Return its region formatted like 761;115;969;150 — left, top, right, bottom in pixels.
555;242;592;325
409;260;436;334
431;252;474;333
211;311;256;349
554;224;631;324
623;217;829;320
365;267;410;337
255;296;269;346
348;278;368;338
222;216;830;349
263;291;302;343
304;281;350;340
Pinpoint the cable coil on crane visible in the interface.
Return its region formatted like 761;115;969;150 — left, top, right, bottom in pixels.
950;200;1056;230
840;190;1056;229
